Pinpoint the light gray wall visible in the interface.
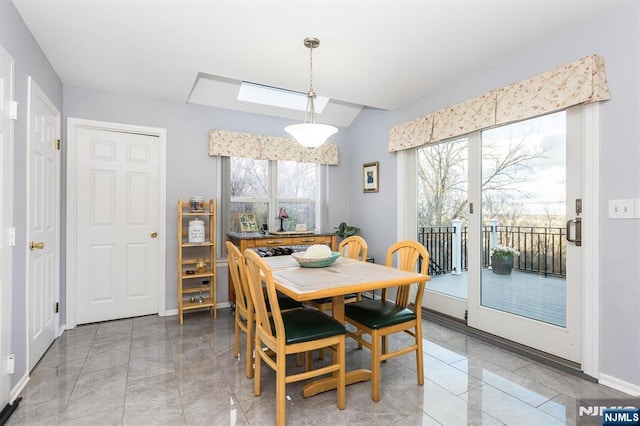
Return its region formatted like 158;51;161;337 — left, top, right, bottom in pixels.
62;86;350;314
347;3;640;389
0;0;63;389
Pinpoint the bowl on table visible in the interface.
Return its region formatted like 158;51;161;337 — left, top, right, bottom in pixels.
291;251;341;268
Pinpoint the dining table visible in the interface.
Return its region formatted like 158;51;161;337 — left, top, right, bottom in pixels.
262;254;431;398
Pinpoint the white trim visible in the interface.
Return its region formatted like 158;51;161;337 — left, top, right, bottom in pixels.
396;149;416;241
599;373;640;397
466;132;483;323
9;373;28;404
65;118;167;329
163;309;179;317
581;103;600;379
0;43;15;409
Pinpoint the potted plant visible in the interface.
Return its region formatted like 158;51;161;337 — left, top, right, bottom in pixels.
335;222;359;240
490;245;520;275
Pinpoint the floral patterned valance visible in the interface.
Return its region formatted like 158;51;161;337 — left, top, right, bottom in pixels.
209;129;339;165
389;54;611;152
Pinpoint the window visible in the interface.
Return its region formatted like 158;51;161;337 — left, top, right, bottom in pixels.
227;157;320;234
276;160;317;231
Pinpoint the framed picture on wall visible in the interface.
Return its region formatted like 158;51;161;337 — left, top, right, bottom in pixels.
237;212;258;232
363;161;379;193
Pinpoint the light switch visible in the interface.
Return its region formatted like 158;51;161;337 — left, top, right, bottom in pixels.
608;199;635;219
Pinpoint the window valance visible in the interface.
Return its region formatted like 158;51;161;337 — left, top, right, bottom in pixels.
389;54;611;152
209;129;339;165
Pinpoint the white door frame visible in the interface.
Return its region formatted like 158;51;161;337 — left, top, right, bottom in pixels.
0;43;15;407
66;118;167;329
396;104;600;378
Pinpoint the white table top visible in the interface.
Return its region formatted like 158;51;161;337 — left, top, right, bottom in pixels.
262;255;429;302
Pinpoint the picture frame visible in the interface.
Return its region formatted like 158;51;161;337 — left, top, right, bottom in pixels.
237;212;258;232
363;161;379;193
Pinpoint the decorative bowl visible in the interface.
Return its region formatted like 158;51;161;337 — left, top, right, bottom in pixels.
291;251;340;268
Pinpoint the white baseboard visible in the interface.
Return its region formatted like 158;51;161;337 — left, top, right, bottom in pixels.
9;373;29;403
599;373;640;396
162;302;231;319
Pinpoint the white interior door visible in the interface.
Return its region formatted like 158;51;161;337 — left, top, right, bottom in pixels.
27;77;60;371
73;127;161;324
0;45;14;408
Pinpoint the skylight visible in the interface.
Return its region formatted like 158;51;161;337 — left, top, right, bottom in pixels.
237;81;329;113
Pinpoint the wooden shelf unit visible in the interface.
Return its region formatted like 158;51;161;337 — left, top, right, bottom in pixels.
178;198;217;324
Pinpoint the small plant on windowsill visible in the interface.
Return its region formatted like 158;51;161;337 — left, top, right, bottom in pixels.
335;222;359;240
490;245;520;275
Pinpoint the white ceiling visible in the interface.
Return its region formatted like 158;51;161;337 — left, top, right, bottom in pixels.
12;0;631;127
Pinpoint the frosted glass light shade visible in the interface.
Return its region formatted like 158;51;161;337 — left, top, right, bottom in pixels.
285;123;338;148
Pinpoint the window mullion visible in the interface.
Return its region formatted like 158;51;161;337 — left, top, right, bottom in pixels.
269;160;278;230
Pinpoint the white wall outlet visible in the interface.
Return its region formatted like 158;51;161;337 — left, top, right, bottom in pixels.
636;199;640;219
608;199;635;219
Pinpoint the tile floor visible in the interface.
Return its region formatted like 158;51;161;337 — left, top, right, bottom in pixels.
6;309;637;425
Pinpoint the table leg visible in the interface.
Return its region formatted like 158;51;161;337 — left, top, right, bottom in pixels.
301;295;372;398
332;295;345;323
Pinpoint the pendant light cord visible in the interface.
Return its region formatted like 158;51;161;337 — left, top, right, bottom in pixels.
305;42;317;124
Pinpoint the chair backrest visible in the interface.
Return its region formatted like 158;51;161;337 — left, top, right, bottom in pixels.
383;240;430;308
225;241;252;315
243;249;284;345
338;235;369;261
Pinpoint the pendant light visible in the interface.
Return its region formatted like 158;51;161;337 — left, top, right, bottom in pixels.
285;37;338;148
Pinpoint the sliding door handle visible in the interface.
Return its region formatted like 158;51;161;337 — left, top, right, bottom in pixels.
566;218;582;247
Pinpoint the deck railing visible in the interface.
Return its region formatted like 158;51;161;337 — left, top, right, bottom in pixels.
418;221;566;278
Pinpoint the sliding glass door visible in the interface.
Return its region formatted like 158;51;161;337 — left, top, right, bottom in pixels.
419;109;582;363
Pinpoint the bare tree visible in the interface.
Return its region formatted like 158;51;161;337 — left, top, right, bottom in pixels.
417;139;468;226
230;157;268;198
418;134;547;227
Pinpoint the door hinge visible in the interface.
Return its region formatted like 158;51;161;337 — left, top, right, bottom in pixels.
54;302;59;313
8;227;15;246
7;354;15;374
469;202;474;214
56;139;61;150
10;101;18;120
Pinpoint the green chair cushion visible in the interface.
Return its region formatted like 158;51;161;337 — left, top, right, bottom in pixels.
311;294;357;305
344;299;416;330
277;294;304;311
277;309;346;345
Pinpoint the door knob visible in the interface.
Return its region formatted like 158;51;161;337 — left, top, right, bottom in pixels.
30;241;45;250
150;232;158;238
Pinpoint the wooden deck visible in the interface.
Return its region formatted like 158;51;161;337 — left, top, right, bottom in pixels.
426;269;566;327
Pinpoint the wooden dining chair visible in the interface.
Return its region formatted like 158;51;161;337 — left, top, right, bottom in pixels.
226;242;304;378
243;249;346;426
225;241;256;378
344;240;429;402
306;235;368;359
307;235;368;312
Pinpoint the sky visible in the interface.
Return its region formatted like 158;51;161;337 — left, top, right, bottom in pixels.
482;110;567;217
